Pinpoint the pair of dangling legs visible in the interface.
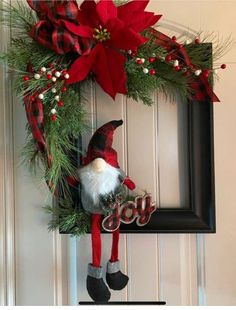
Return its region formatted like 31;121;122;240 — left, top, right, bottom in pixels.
91;213;119;267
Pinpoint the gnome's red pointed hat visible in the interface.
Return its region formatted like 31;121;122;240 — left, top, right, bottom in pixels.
83;120;123;168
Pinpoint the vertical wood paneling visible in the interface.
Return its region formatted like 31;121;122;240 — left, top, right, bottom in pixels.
52;232;69;305
0;2;68;307
127;234;159;301
157;96;189;208
77;234;93;301
0;1;16;304
126;98;159;301
180;234;198;305
197;234;206;305
0;28;7;306
205;50;236;305
14;96;55;305
158;234;182;305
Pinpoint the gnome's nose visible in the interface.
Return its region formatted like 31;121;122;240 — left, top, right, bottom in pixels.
91;158;107;172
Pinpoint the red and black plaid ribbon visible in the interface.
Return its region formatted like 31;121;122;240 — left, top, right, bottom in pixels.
24;92;45;153
27;0;85;55
149;28;220;102
23;63;45;153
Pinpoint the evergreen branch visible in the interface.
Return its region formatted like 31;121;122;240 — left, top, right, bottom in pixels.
0;1;37;35
44;198;90;237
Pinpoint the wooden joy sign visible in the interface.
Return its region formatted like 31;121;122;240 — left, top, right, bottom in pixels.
102;194;156;232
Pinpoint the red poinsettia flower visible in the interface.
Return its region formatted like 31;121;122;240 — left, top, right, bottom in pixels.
63;0;161;99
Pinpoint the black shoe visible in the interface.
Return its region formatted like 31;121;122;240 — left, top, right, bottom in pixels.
106;260;129;291
106;270;129;290
87;264;111;302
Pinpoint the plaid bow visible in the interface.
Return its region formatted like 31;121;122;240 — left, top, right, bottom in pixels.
150;28;220;102
27;0;85;55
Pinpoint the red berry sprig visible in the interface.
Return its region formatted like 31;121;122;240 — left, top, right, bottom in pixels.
51;114;57;121
149;57;156;63
23;75;30;81
165;54;172;62
149;69;156;75
61;86;67;93
21;62;71;122
57;101;64;107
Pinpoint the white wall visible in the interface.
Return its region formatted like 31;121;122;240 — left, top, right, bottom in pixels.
0;0;236;306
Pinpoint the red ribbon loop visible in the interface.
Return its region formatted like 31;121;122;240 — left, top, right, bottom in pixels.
27;0;84;55
150;28;220;102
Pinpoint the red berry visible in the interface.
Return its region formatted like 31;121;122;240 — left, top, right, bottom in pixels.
47;83;52;88
47;74;52;80
203;69;210;78
131;51;137;57
61;69;68;75
195;38;200;44
149;69;156;75
57;101;64;107
165;54;172;62
23;75;30;81
51;114;57;121
174;66;181;72
61;86;67;93
183;71;190;77
149;57;156;63
172;36;177;41
135;58;142;65
221;64;226;69
48;63;55;68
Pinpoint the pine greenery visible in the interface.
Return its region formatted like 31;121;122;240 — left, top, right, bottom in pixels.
44;198;91;237
100;185;136;215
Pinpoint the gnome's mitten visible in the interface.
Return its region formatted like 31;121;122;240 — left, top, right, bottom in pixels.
87;264;111;302
106;260;129;291
123;177;136;190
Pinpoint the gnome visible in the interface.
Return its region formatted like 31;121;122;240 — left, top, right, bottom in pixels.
78;120;135;302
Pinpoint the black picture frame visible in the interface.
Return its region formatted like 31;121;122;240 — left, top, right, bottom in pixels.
64;44;216;234
119;98;215;233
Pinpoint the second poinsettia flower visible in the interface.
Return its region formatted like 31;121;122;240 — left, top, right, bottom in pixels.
63;0;161;99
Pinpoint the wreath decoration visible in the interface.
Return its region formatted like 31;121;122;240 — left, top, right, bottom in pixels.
0;0;230;238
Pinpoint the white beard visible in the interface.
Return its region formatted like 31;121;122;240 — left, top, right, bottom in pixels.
78;163;120;206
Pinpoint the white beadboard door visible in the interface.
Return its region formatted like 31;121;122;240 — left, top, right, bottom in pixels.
1;0;236;306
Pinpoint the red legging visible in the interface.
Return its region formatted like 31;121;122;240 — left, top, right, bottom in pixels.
91;214;119;267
